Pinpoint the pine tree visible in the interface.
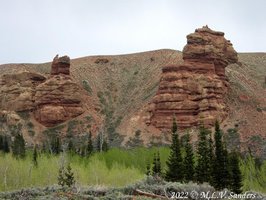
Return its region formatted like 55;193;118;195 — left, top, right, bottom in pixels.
223;144;230;188
0;135;9;153
183;133;194;182
87;132;94;156
0;135;3;151
195;126;211;183
102;139;108;152
228;151;242;193
57;164;75;187
58;166;65;187
65;164;75;187
12;133;26;158
51;136;61;154
146;163;151;176
96;132;104;152
152;151;161;176
68;139;75;153
156;151;161;176
3;136;10;153
213;121;228;190
32;146;38;167
165;118;183;182
208;131;215;186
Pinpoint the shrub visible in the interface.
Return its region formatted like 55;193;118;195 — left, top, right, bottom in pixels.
82;80;92;95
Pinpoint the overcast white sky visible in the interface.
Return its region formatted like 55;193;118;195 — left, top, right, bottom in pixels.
0;0;265;64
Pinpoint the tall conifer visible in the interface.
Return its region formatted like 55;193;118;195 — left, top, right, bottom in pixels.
229;151;242;194
87;132;94;156
165;118;183;182
213;121;228;190
195;126;211;183
12;133;26;158
183;133;194;182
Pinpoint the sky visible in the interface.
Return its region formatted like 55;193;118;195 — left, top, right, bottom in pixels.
0;0;265;64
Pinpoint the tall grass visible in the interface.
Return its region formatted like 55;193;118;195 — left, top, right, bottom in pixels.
0;148;265;194
241;155;266;193
0;150;144;192
0;153;59;191
93;147;170;173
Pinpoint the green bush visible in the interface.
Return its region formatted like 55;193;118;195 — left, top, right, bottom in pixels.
82;80;92;95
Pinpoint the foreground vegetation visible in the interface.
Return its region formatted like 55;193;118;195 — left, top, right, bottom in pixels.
0;146;265;194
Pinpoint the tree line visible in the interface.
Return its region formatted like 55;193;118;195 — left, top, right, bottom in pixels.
147;119;242;194
0;120;243;192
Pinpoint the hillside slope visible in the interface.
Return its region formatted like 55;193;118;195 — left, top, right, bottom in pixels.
0;50;265;154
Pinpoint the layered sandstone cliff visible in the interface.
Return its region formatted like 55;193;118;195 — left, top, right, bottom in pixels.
148;26;238;129
0;55;92;127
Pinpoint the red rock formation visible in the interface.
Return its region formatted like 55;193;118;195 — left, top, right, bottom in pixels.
33;55;84;126
0;71;46;111
0;55;91;127
34;75;84;126
148;26;238;130
51;55;71;75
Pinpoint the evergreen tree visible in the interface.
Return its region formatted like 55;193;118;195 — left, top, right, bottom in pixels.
213;121;228;190
146;163;151;176
51;136;61;154
183;133;195;182
67;139;75;153
96;132;104;152
152;151;161;176
3;136;10;153
57;164;75;187
87;132;94;156
165;118;183;182
0;135;3;151
208;131;215;186
195;126;211;183
58;166;65;187
0;135;10;153
223;144;230;188
156;151;161;176
12;133;26;158
79;146;86;157
32;146;38;167
228;151;242;194
102;139;108;152
65;164;75;187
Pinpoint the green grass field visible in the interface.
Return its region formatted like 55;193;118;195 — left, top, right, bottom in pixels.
0;147;265;193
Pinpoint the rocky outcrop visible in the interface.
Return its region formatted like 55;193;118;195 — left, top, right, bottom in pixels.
0;71;46;111
0;55;88;127
148;26;238;129
33;75;84;126
51;55;70;75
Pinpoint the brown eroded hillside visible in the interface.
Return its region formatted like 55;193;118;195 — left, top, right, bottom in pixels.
0;50;265;154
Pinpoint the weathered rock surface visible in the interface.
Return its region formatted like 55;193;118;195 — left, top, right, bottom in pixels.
0;71;46;111
0;55;87;127
33;75;84;126
51;55;71;75
148;26;238;129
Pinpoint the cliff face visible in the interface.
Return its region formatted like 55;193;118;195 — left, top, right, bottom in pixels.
148;26;238;129
0;55;96;128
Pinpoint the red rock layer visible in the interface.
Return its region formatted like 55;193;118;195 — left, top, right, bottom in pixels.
149;26;238;129
33;75;84;127
51;55;70;75
0;55;90;127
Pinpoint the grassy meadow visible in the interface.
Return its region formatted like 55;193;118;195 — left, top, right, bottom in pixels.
0;147;265;194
